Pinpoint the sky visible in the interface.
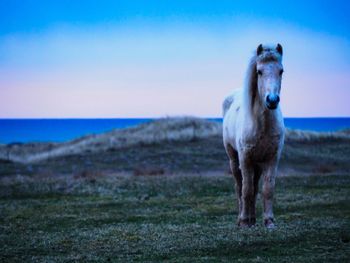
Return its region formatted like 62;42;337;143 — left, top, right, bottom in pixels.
0;0;350;118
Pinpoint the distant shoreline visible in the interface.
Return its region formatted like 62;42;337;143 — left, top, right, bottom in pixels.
1;117;350;144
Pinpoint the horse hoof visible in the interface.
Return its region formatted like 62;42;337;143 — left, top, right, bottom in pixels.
238;218;249;227
250;217;256;226
264;218;275;229
238;218;256;228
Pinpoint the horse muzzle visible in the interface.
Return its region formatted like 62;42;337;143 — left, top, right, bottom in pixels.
266;94;280;110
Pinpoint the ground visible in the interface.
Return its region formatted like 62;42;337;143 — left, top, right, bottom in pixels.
0;172;349;262
0;128;350;262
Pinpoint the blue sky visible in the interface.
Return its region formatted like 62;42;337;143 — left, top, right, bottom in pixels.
1;0;350;117
1;1;349;35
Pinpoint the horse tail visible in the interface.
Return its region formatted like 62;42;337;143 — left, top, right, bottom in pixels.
222;94;234;117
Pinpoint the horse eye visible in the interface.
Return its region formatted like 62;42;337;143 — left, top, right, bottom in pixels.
279;69;284;75
257;70;262;76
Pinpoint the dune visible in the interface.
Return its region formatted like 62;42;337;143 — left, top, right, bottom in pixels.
0;117;349;164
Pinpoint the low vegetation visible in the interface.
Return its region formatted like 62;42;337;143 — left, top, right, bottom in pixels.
0;118;349;261
0;173;349;262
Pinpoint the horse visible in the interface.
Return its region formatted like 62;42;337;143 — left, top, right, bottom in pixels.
222;44;285;228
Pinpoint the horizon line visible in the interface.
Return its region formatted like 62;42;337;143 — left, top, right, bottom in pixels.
1;116;350;120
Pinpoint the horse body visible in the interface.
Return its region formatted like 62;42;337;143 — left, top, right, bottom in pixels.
223;44;285;228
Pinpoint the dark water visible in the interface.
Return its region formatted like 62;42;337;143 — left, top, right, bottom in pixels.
0;118;349;144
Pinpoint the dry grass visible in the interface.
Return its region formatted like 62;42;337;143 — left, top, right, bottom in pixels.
0;117;349;164
285;128;350;142
0;117;220;163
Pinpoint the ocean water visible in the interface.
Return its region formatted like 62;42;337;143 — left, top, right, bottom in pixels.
0;119;152;144
0;118;349;144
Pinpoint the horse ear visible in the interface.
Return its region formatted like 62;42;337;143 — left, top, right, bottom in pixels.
257;44;263;56
276;43;283;55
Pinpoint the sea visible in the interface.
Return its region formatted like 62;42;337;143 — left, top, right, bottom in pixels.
0;118;350;144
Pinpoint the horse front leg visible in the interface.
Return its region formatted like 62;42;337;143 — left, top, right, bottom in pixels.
252;166;261;222
239;160;255;227
262;162;278;228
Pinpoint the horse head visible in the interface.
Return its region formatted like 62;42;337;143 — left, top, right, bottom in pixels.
256;44;284;110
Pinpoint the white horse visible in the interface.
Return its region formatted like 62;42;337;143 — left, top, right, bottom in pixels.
223;44;285;228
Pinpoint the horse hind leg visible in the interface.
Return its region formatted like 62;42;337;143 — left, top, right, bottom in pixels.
226;146;243;225
230;159;242;225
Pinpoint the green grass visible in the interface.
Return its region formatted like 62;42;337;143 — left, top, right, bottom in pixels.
0;173;349;262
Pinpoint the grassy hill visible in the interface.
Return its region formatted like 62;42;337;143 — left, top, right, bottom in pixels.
0;117;349;176
0;117;349;262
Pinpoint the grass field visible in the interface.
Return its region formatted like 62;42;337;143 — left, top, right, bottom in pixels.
0;172;349;262
1;119;350;262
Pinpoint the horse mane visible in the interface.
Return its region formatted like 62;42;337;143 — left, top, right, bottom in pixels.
242;46;282;112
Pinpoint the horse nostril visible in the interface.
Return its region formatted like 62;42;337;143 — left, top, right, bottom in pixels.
276;95;280;103
266;95;271;103
266;94;280;109
267;94;280;104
